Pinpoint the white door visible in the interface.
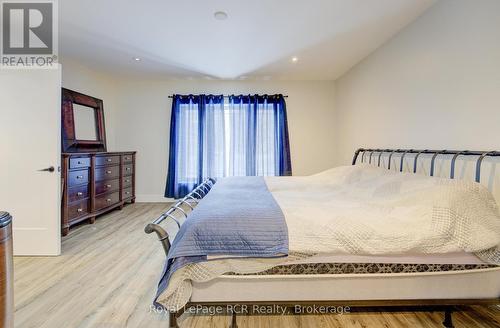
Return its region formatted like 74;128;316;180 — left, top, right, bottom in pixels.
0;66;62;256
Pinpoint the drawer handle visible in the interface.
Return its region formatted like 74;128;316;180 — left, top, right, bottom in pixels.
77;208;83;212
77;161;82;165
106;184;111;188
76;175;84;179
106;198;112;202
77;192;83;196
125;157;130;160
125;191;130;195
106;170;112;174
125;179;130;183
126;167;131;171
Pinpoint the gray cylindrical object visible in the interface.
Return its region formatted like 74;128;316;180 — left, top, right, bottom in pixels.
0;212;13;328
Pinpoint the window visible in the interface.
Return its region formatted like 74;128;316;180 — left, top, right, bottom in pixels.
166;94;291;198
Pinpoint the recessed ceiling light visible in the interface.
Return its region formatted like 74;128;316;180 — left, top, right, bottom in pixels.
291;56;298;62
214;11;228;20
133;57;141;62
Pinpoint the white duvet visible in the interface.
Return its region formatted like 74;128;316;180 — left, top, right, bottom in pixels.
156;164;500;310
268;164;500;260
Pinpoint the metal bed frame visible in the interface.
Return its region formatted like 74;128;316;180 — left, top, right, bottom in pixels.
353;148;500;182
146;148;500;328
145;178;216;257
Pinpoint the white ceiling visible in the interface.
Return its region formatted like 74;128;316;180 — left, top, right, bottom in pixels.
59;0;436;80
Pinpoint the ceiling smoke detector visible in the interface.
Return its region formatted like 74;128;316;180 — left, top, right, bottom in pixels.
214;11;228;21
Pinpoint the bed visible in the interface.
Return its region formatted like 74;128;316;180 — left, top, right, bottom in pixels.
145;148;500;328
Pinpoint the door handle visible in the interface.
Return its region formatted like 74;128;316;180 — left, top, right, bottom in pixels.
39;166;55;172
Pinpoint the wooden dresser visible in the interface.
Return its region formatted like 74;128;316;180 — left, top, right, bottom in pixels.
61;152;136;236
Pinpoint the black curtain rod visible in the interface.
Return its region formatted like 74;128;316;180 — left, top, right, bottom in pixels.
168;95;288;98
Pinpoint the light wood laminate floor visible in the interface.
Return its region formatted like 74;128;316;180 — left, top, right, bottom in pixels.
14;203;500;327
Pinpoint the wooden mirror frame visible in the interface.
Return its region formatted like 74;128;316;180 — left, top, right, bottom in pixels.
61;88;107;153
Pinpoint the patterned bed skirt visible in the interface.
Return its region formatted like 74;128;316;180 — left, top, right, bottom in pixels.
227;262;497;276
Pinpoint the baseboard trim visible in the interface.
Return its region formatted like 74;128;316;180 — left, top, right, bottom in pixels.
135;194;174;203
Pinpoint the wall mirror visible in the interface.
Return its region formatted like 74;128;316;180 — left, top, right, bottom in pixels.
73;103;98;141
61;88;107;152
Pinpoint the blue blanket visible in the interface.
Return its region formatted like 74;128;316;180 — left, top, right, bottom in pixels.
154;177;288;306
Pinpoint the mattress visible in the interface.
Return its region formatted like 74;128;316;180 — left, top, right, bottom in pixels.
191;268;500;302
160;251;500;309
191;255;500;303
191;253;500;302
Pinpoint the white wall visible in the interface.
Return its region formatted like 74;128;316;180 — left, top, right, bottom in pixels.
60;58;118;150
59;59;336;201
112;79;336;202
334;0;500;165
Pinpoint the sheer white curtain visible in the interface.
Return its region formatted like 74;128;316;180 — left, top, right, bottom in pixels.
227;96;277;176
166;95;225;198
227;99;251;176
256;101;277;176
202;99;226;178
177;101;199;184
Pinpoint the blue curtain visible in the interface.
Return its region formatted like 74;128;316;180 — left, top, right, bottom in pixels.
227;94;292;176
165;94;225;199
165;94;291;199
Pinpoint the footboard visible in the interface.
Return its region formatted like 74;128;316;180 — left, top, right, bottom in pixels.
144;178;215;256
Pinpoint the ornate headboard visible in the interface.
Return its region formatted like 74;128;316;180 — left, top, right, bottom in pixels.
352;148;500;183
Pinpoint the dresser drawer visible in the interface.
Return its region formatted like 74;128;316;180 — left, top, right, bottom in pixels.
122;187;133;199
69;157;90;169
95;192;120;211
122;176;133;188
122;164;134;176
95;155;120;167
68;199;89;221
68;184;89;203
68;169;89;186
95;178;119;195
94;166;120;182
122;154;133;163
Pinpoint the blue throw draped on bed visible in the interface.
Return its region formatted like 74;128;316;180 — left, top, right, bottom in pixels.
155;176;288;306
165;94;292;199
